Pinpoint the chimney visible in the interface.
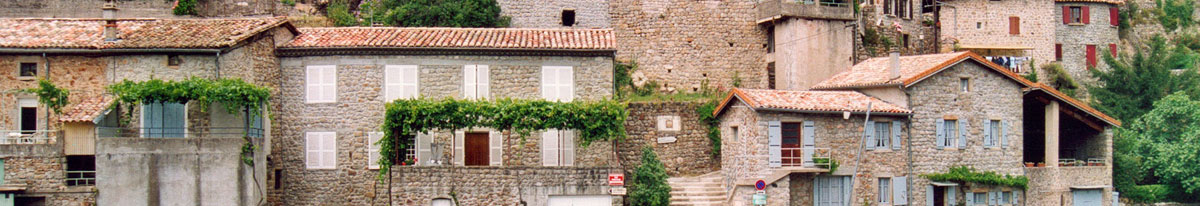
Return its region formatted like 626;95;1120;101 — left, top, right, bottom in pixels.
102;1;119;42
889;51;901;79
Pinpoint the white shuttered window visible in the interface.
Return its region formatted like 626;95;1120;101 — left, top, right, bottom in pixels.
541;66;575;102
306;132;337;169
384;65;419;101
368;132;382;169
463;65;490;99
306;65;337;103
541;130;576;166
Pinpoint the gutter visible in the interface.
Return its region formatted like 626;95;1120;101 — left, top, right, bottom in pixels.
0;48;223;55
276;47;618;57
755;107;913;116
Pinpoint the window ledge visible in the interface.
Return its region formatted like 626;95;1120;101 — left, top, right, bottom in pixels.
1068;23;1085;26
17;76;35;81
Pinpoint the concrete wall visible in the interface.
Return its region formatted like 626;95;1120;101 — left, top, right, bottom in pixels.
939;0;1056;67
906;60;1026;206
496;0;611;28
95;137;266;206
771;18;855;90
618;101;718;176
386;166;617;205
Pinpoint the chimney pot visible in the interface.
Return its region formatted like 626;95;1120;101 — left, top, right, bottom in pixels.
102;0;119;42
889;52;901;79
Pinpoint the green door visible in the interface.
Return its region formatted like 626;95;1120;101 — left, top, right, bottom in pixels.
0;159;11;206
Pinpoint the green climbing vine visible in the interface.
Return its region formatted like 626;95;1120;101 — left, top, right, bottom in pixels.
21;79;70;114
695;100;721;158
921;166;1029;189
377;98;628;181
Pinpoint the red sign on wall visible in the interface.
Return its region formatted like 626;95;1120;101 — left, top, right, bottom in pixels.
608;173;625;186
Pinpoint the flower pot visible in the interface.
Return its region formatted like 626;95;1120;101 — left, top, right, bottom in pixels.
1024;162;1035;167
1037;163;1045;167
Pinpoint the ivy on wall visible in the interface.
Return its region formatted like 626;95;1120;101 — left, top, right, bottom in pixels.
22;79;70;114
377;98;628;180
921;166;1029;189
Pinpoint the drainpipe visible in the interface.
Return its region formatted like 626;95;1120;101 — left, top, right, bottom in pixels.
42;53;50;134
903;85;915;206
214;51;222;79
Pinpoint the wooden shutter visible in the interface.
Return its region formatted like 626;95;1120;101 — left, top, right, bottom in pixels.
368;132;382;169
1110;7;1119;26
542;130;559;166
983;120;992;148
454;131;465;165
1056;44;1063;61
488;130;502;166
957;120;966;149
477;65;490;100
416;132;431;166
322;132;336;169
305;65;336;103
1063;6;1071;24
926;185;934;206
306;132;336;169
1014;190;1022;204
1009;16;1020;35
306;132;319;169
892;121;902;150
947;186;956;204
1001;120;1009;148
965;192;974;205
866;121;876;150
1109;44;1118;58
1082;6;1090;24
935;119;945;149
141;103;161;137
893;176;908;205
768;121;782;167
541;66;575;102
541;67;557;101
383;65;418;100
1087;45;1098;68
562;130;575;166
559;67;573;102
802;121;815;166
163;102;185;138
463;65;477;99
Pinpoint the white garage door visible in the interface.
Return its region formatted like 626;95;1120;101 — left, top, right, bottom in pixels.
547;195;613;206
1072;189;1103;206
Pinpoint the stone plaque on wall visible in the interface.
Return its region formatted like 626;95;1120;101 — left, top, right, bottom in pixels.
656;115;681;131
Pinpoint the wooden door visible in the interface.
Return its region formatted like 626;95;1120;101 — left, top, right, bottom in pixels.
465;132;490;166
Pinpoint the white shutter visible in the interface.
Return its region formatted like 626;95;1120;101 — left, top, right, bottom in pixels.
541;67;557;101
936;119;945;149
403;65;419;99
768;121;782;167
488;130;502;166
947;186;957;205
542;130;560;166
866;121;876;150
416;132;431;166
477;65;490;100
559;67;574;102
305;133;319;169
454;131;465;165
965;192;974;206
384;65;419;101
306;65;336;103
891;121;902;150
562;130;575;166
983;120;993;148
322;132;337;169
463;65;477;99
893;176;908;205
1001;120;1009;149
958;120;967;149
368;132;382;169
1013;189;1021;204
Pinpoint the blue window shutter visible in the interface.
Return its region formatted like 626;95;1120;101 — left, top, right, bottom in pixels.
1014;189;1022;204
983;120;992;147
965;192;974;205
1001;120;1009;148
947;186;956;204
143;103;163;138
768;121;782;167
802;121;815;166
926;185;935;206
958;120;967;149
936;119;945;149
163;102;186;138
893;176;908;205
865;121;876;150
891;121;902;150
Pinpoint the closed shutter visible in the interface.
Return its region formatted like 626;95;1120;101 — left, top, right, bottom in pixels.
306;132;336;169
958;120;967;149
1056;44;1063;61
454;131;465;165
542;66;575;102
891;121;902;150
161;102;185;138
965;192;974;205
936;119;945;149
768;121;782;167
983;120;992;148
306;132;319;168
416;132;431;166
866;121;876;150
563;130;575;166
1001;120;1009;148
542;130;560;166
463;65;477;99
802;121;815;166
1109;44;1117;58
489;130;502;166
1086;45;1098;68
1009;17;1020;35
926;185;934;206
947;186;956;204
1063;6;1071;24
1110;7;1119;26
477;65;490;100
893;176;908;205
322;132;336;169
305;65;336;103
368;132;382;169
384;65;419;101
142;103;161;137
1082;6;1090;24
542;67;557;101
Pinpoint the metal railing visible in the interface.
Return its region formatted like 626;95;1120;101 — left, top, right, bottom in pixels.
0;130;59;144
781;147;833;168
97;127;264;138
66;170;96;186
792;0;850;7
1058;158;1107;167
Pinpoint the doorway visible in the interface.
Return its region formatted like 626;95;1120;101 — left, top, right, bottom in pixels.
933;186;946;206
465;132;490;166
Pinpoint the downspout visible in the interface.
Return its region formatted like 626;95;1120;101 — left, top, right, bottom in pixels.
42;53;50;135
847;102;873;206
903;85;915;205
215;51;222;79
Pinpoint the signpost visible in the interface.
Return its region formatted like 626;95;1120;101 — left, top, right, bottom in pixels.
610;186;627;195
752;180;767;205
608;173;625;186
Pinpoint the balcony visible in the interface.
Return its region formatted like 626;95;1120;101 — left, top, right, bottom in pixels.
66;170;96;186
96;127;263;139
0;130;60;144
781;147;833;168
757;0;856;23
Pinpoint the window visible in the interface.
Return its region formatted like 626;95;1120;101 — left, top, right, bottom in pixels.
731;126;739;141
977;22;982;29
305;65;337;103
462;65;490;99
1069;7;1083;24
1002;191;1012;205
767;62;776;89
943;120;957;148
1086;45;1098;68
815;176;849;206
18;62;36;77
1055;44;1063;61
875;121;891;148
1110;7;1119;26
541;66;574;102
1009;17;1020;35
922;0;935;13
879;178;892;204
65;155;95;186
273;169;283;189
884;0;893;15
305;132;336;169
973;193;988;206
18;98;36;133
960;78;970;92
541;130;575;166
384;65;419;101
167;55;181;67
141;102;186;138
561;9;576;27
766;26;775;53
989;120;1001;146
368;132;382;169
902;34;910;48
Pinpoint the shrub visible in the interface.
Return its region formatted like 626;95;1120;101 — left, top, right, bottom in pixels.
630;147;671;206
368;0;511;27
1122;184;1173;203
281;0;295;6
1156;0;1195;31
326;0;358;27
173;0;197;15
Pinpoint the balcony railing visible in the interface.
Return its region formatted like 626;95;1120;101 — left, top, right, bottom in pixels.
781;147;833;168
758;0;856;21
0;130;60;144
97;127;264;138
1059;158;1106;167
66;170;96;186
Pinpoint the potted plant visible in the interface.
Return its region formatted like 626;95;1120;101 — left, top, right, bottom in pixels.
1024;162;1035;167
1036;162;1045;167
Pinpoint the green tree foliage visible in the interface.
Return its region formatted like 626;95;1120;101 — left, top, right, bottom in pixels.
1089;35;1200;123
22;79;69;114
1155;0;1195;31
327;0;359;26
365;0;511;27
920;166;1029;189
695;101;721;157
1042;63;1080;98
630;147;671;206
173;0;197;15
1119;93;1200;196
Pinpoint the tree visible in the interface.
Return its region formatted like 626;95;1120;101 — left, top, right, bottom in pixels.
173;0;197;15
1089;35;1200;123
327;0;358;26
1119;93;1200;197
629;147;671;206
1155;0;1195;31
363;0;511;27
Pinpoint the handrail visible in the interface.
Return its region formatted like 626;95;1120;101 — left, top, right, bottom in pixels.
96;127;264;138
66;170;96;186
0;130;60;144
780;147;832;167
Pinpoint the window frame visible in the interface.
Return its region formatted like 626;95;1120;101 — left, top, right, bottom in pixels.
140;102;188;138
944;119;958;148
878;177;892;204
541;66;575;102
305;132;337;169
1070;7;1083;24
875;121;891;148
973;192;988;206
960;77;971;92
384;65;420;101
18;62;37;77
166;55;181;67
989;120;1001;147
305;65;338;103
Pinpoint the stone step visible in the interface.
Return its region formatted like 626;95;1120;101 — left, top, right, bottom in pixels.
670;190;726;196
669;182;723;188
668;200;726;206
670;195;726;202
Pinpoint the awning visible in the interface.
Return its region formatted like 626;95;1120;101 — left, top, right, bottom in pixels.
931;181;959;186
60;95;114;123
957;45;1035;50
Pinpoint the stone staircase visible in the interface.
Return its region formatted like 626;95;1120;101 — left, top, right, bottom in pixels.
667;172;727;206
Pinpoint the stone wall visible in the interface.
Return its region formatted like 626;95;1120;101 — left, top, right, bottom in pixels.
617;101;718;177
856;0;941;61
0;142;97;206
386;166;617;205
1026;166;1113;206
1054;1;1120;91
938;0;1057;68
0;55;108;133
610;0;768;91
906;60;1027;206
496;0;611;28
0;0;281;18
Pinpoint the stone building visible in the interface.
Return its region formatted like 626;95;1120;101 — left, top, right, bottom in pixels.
757;0;857;90
857;0;942;59
936;0;1056;75
0;0;283;18
0;15;295;205
496;0;611;29
713;51;1120;205
1054;0;1123;81
272;27;620;205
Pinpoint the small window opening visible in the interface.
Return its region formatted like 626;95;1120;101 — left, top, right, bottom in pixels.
65;155;96;186
561;9;576;27
167;55;181;67
274;169;283;189
766;26;776;53
19;62;36;77
960;78;970;92
767;62;776;89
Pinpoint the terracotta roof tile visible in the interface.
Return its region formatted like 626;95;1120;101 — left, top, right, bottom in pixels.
0;17;291;49
714;88;911;116
812;52;1036;89
60;95;113;123
284;27;615;50
1056;0;1124;5
1028;83;1122;126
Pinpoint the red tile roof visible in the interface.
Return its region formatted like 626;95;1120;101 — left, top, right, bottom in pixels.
812;52;1037;89
0;17;293;49
1056;0;1124;5
60;95;113;123
1027;83;1122;126
283;27;615;50
713;88;912;117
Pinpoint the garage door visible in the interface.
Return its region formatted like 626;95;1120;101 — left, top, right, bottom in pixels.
1072;189;1102;206
547;195;612;206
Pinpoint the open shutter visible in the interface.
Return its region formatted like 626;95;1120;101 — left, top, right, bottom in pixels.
802;121;815;167
947;186;956;205
958;120;967;149
1001;120;1009;148
965;192;974;205
866;121;876;150
1014;190;1022;204
935;119;945;149
306;133;318;168
542;130;560;166
893;176;908;205
843;177;853;204
477;65;490;100
454;131;464;165
1063;6;1071;24
368;132;382;169
489;130;502;166
416;132;431;166
926;185;935;206
541;67;556;101
1110;7;1119;26
463;65;477;99
562;130;575;166
1082;6;1090;24
892;121;902;150
768;121;782;167
983;120;992;148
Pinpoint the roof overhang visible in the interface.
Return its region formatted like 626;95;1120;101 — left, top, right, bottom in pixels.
276;47;617;57
931;181;959;186
957;45;1035;50
1024;86;1122;128
0;48;223;55
1069;185;1111;189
